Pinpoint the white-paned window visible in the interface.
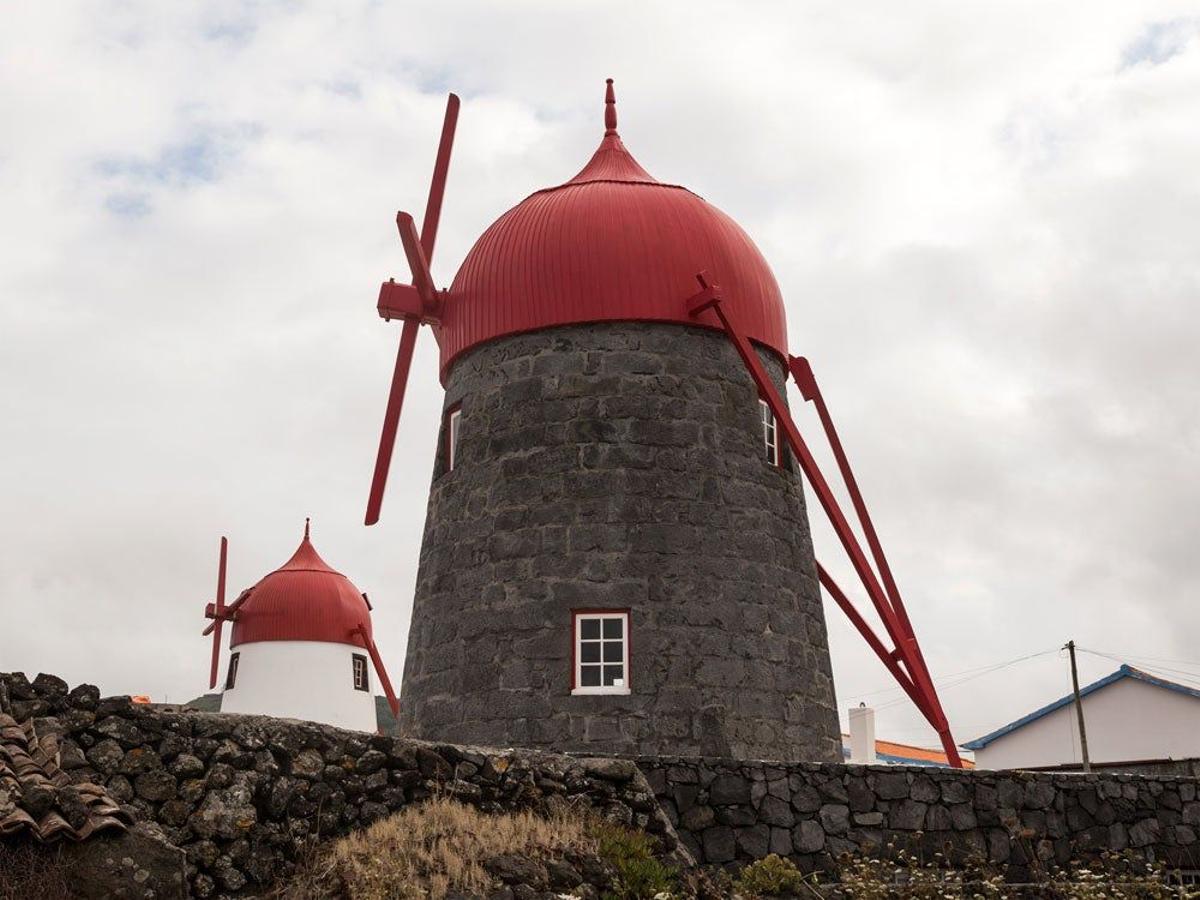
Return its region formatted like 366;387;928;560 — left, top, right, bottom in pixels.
573;611;630;695
447;407;462;471
759;399;780;466
352;654;370;692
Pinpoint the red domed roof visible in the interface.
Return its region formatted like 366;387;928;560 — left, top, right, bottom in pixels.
229;523;373;649
436;81;787;376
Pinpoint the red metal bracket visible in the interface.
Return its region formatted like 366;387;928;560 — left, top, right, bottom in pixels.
686;274;962;767
355;623;400;720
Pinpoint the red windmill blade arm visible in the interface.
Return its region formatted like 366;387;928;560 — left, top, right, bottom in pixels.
216;537;228;610
364;318;419;526
364;93;459;526
208;536;228;690
356;623;400;719
420;93;459;264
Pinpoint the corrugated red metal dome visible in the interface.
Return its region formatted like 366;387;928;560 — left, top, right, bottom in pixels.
437;80;787;376
230;523;372;649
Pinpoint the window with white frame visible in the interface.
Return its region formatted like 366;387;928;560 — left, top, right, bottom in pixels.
224;652;240;691
352;654;370;692
447;406;462;471
759;399;780;466
573;611;630;695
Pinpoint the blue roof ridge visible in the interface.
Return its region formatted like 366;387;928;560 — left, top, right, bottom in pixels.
961;662;1200;751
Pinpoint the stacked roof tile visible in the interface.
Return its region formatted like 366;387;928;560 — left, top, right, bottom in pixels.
0;712;130;842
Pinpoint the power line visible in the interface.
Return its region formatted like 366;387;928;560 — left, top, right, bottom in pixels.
1079;649;1200;679
1077;648;1200;690
850;647;1060;699
856;647;1061;711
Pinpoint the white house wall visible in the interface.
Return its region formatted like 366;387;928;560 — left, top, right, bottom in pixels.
220;640;378;732
975;677;1200;770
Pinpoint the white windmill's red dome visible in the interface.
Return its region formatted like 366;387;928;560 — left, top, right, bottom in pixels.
229;525;372;649
436;81;787;376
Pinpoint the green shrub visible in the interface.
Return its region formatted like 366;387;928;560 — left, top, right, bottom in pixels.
596;821;679;900
734;854;812;897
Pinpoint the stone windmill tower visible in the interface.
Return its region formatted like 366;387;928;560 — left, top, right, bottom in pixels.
364;82;960;764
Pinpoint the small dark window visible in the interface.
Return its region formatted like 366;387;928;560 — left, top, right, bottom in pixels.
573;611;629;695
446;406;462;471
352;654;370;692
225;652;240;691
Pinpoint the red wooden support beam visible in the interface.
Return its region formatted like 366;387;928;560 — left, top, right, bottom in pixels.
692;285;901;637
791;356;912;644
816;562;929;719
791;355;960;767
356;623;400;719
687;275;963;767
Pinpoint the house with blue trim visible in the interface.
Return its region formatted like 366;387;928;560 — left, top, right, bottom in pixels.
963;665;1200;771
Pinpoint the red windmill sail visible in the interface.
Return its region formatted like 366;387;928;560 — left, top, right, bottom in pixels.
366;93;460;525
203;536;230;690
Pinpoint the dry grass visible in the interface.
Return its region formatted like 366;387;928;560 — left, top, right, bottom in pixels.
0;841;71;900
281;795;598;900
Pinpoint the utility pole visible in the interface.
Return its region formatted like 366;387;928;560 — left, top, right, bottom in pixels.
1064;640;1091;773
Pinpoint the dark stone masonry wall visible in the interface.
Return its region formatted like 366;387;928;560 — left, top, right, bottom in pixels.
402;323;841;763
6;673;1200;897
1;674;684;898
636;755;1200;879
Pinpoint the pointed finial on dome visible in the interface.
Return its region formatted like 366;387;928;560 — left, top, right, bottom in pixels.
604;78;618;136
304;517;311;541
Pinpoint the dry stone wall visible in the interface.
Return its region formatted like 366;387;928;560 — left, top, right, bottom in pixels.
6;673;1200;896
637;754;1200;879
0;673;683;897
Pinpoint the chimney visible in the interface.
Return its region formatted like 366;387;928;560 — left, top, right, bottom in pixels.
849;704;877;764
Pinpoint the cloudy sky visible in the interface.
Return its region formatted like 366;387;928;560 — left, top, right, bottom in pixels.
2;2;1198;752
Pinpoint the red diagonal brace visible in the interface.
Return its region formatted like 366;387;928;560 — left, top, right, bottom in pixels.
790;355;958;764
355;623;399;721
816;562;929;720
687;275;962;767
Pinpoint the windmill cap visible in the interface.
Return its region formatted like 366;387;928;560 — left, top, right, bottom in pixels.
229;522;373;649
435;79;786;379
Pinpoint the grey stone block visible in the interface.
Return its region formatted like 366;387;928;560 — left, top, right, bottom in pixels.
702;825;736;863
793;819;826;853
